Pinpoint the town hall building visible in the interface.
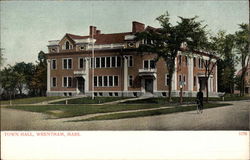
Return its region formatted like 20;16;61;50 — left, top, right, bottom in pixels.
46;21;218;97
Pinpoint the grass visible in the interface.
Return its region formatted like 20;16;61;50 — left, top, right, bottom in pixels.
5;104;163;118
75;103;231;122
51;97;130;104
122;96;250;105
0;96;65;105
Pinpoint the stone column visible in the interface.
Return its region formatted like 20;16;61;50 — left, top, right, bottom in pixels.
215;65;218;92
85;58;89;92
47;59;51;93
188;57;194;91
123;56;128;91
208;76;210;92
172;57;177;91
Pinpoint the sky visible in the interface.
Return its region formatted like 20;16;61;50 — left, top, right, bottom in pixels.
0;0;249;67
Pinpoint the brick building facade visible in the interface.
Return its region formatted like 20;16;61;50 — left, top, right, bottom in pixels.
46;21;218;97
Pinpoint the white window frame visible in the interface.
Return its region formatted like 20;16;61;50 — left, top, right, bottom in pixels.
51;77;57;87
128;75;133;87
128;55;133;67
62;58;73;70
62;76;72;87
165;74;170;86
78;57;85;69
51;59;57;70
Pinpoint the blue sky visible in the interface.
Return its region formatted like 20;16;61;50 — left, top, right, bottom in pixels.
0;1;248;66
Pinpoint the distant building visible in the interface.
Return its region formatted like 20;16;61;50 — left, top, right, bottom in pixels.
236;63;250;94
46;21;218;97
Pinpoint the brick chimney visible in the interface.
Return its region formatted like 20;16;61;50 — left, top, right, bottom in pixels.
96;30;101;35
132;21;145;33
89;26;97;36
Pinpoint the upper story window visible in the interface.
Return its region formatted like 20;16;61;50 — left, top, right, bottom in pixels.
193;57;196;67
92;56;121;69
63;41;73;50
79;58;85;69
128;56;133;67
178;55;182;65
63;58;72;69
185;56;188;66
144;60;155;69
51;59;57;70
66;41;70;50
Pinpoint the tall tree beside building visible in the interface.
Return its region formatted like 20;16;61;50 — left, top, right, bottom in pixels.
31;51;47;96
211;32;236;94
136;12;208;101
234;23;249;96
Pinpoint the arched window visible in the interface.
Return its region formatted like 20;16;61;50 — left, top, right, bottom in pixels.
65;41;70;50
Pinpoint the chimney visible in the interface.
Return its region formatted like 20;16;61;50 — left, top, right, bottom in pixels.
89;26;97;36
96;30;101;35
132;21;145;33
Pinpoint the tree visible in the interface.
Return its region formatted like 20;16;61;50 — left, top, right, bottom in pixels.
206;31;237;99
31;51;47;96
235;23;249;96
12;62;35;95
0;66;18;99
136;12;208;102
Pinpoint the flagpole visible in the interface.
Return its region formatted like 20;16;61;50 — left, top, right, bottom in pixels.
92;27;95;99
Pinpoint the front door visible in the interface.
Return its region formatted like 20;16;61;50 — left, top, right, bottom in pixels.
77;77;85;94
145;79;153;93
198;77;206;91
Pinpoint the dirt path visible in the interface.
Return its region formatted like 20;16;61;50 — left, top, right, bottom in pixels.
1;100;249;130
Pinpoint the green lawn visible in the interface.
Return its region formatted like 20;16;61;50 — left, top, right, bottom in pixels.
0;96;64;105
51;97;130;104
74;103;231;122
5;104;162;118
122;96;250;105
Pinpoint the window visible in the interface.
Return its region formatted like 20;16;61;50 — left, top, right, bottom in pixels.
179;75;182;82
94;76;97;87
68;77;72;87
144;60;149;69
106;57;111;68
193;58;196;67
201;59;204;68
183;75;186;82
51;77;56;87
96;57;100;68
178;55;182;65
165;74;170;86
101;57;105;68
79;58;84;69
63;58;72;69
104;76;108;87
185;56;188;66
80;46;85;50
65;41;70;50
112;57;116;67
51;59;56;69
117;57;121;67
150;60;155;68
198;58;201;68
129;75;133;87
98;76;103;87
114;76;118;86
109;76;113;86
194;76;196;86
63;77;72;87
128;56;133;67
